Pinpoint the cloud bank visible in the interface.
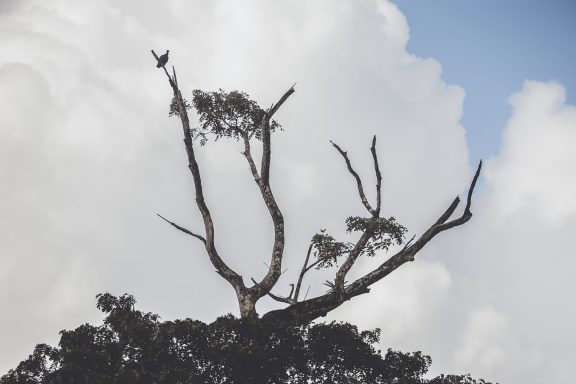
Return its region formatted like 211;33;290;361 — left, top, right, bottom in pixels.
0;1;574;383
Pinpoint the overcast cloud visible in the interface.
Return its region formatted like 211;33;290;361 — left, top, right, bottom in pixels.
0;1;574;383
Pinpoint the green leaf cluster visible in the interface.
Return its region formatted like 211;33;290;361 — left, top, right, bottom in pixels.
169;89;281;146
311;231;352;269
346;216;407;257
311;216;408;269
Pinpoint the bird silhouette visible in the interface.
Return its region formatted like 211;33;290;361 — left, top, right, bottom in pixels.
156;50;169;68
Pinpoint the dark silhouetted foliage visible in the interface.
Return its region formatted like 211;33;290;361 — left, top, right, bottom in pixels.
1;294;494;384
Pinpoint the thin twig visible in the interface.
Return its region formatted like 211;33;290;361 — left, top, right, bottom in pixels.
401;235;416;252
251;278;294;304
172;66;178;88
156;214;206;244
293;243;314;301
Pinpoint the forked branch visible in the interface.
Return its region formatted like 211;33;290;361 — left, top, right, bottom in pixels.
331;140;380;217
247;86;295;300
262;160;482;325
330;136;384;293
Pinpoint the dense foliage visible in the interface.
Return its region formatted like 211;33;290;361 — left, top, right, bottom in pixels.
1;294;494;384
169;89;281;145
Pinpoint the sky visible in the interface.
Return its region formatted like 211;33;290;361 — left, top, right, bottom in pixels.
397;0;576;162
0;0;575;382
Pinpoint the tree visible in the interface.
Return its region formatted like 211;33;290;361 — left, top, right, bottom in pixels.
153;52;482;324
1;54;491;384
0;294;494;384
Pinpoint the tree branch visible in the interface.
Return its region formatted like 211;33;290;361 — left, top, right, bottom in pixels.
269;83;296;118
156;214;206;244
251;278;295;305
334;230;374;296
151;50;174;87
331;141;377;216
370;136;382;216
262;161;482;325
261;84;295;186
240;89;296;300
153;52;245;299
330;137;384;294
241;131;262;184
293;243;314;302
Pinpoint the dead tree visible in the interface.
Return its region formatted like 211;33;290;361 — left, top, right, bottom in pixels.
152;51;482;325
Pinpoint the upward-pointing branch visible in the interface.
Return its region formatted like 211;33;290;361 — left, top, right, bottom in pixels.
370;136;382;216
152;52;245;306
331;141;377;217
261;84;295;186
249;86;295;299
261;160;482;325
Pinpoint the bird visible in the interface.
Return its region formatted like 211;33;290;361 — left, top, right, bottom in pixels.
156;50;169;68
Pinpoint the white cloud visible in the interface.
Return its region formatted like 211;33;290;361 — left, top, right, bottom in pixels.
453;307;508;376
1;1;574;383
486;81;576;223
0;0;470;374
424;81;576;383
335;260;452;343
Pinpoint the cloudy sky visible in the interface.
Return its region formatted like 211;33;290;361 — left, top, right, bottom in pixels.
1;0;575;382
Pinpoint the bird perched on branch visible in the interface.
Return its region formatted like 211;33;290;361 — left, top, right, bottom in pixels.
156;50;169;68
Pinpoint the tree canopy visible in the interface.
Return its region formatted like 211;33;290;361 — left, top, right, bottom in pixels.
1;294;494;384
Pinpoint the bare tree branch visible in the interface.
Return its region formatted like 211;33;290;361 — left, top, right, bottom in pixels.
240;88;296;300
156;214;206;244
288;283;295;300
334;230;374;295
251;278;295;305
401;235;416;251
261;84;295;186
329;138;384;294
293;243;314;302
331;141;377;216
370;136;382;216
262;161;482;325
465;160;482;212
351;160;482;290
269;84;296;118
172;66;178;88
153;52;248;314
241;131;262;184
